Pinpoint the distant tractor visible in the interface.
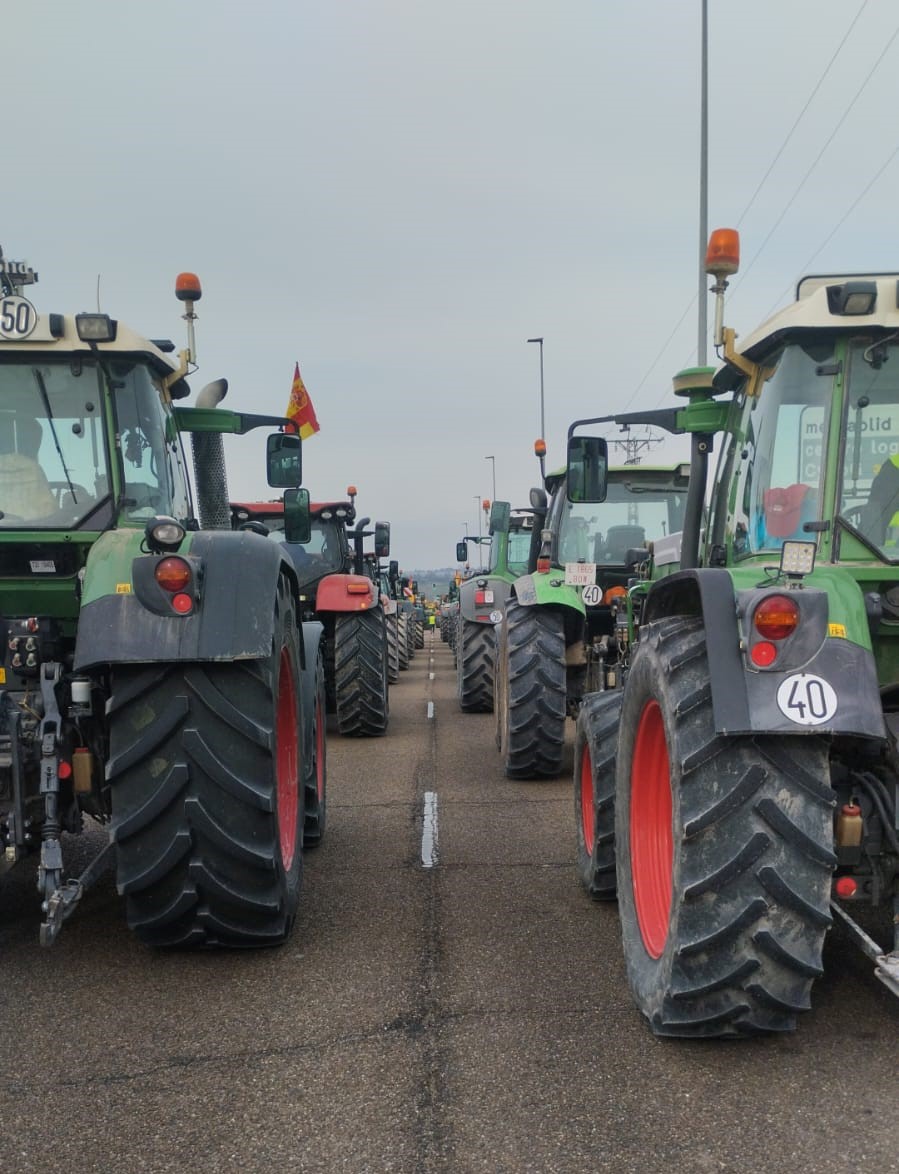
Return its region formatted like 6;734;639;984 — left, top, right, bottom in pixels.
232;492;391;737
454;501;534;712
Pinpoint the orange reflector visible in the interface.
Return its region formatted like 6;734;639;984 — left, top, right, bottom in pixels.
347;582;371;595
602;586;627;605
155;557;192;593
705;228;740;277
175;271;202;301
753;594;799;640
536;557;551;573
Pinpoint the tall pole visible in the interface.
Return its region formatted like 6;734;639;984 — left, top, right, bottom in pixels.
527;337;545;440
474;495;483;568
697;0;708;365
485;455;496;500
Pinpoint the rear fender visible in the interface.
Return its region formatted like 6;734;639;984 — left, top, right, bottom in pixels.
74;530;299;669
458;574;515;623
299;620;324;758
314;573;378;613
643;568;885;739
512;572;585;617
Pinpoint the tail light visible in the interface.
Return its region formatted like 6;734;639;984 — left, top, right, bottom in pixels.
753;594;799;640
155;557;192;593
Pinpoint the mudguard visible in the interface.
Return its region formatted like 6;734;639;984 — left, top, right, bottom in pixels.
643;568;885;740
300;620;324;756
314;573;378;613
512;572;585;617
74;529;299;669
458;574;514;624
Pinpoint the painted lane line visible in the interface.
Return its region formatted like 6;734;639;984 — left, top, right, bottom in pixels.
427;701;434;719
421;791;439;868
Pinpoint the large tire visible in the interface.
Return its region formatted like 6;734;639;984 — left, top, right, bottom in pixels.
107;575;304;948
574;690;622;900
615;616;836;1037
456;618;495;713
414;616;425;649
334;608;389;736
397;614;410;670
494;597;567;778
386;614;400;684
302;641;327;847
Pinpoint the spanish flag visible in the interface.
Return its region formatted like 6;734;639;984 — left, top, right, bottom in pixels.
285;361;320;439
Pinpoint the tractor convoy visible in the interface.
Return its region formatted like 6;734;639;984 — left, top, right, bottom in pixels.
2;236;896;1044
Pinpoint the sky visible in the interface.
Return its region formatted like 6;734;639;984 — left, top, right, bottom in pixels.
5;0;899;569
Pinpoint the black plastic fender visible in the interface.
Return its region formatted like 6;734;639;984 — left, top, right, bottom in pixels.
74;530;301;670
642;568;885;740
300;619;324;750
458;574;512;623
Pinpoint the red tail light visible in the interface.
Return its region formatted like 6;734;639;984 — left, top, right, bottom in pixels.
536;557;551;574
753;594;799;640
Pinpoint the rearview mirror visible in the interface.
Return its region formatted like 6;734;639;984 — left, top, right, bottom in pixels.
374;521;390;558
489;500;511;534
282;487;311;543
266;432;301;488
567;435;608;503
456;540;468;563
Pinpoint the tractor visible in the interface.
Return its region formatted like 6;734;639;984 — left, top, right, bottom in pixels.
232;491;392;737
493;462;689;778
0;248;322;948
572;227;899;1036
454;501;535;712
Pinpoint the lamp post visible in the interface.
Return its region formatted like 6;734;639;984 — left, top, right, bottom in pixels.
527;336;545;442
485;454;496;500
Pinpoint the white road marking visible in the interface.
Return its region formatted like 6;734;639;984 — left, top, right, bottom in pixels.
427;701;434;719
421;791;439;868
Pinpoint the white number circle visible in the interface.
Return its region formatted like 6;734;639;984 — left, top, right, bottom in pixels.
776;673;838;726
581;583;603;607
0;295;37;339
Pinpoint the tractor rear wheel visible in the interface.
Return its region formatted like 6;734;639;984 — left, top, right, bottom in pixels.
457;618;495;712
495;597;567;778
574;690;622;900
302;641;328;847
397;614;410;670
386;614;400;683
334;608;389;736
108;575;304;948
616;617;835;1037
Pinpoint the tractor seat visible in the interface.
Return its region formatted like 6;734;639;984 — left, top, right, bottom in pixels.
600;525;646;564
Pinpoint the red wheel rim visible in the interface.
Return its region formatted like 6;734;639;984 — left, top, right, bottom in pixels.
276;648;299;869
630;700;673;959
314;694;325;802
580;744;595;855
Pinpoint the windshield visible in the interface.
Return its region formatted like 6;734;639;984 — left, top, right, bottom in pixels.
285;517;347;585
496;526;532;575
0;357;192;530
551;473;687;565
0;359;112;529
837;339;899;558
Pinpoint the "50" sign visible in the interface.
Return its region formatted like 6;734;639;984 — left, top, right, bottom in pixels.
0;296;37;339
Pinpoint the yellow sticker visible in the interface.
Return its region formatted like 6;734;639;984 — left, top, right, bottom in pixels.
828;623;846;638
0;668;5;684
115;583;132;594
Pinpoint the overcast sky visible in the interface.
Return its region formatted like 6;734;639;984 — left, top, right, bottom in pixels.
6;1;899;570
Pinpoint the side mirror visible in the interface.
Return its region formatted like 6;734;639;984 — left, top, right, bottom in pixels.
489;500;511;534
567;435;608;503
456;540;468;563
389;559;399;579
266;432;301;488
374;520;390;558
282;487;311;543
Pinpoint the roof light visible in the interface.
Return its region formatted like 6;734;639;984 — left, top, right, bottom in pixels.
175;272;202;302
780;540;816;578
705;228;740;278
534;439;546;458
826;281;876;316
75;313;117;342
347;485;357;496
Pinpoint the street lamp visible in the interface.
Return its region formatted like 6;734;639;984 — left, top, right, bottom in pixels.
527;336;545;442
485;455;496;500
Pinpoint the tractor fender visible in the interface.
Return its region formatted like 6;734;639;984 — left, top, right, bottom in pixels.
642;568;885;740
74;530;300;670
299;619;324;753
512;572;585;616
314;572;378;614
458;574;514;623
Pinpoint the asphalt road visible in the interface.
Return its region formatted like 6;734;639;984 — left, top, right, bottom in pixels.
0;630;897;1173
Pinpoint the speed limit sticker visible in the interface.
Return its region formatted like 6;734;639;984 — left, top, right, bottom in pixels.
775;673;838;726
581;583;603;607
0;295;37;339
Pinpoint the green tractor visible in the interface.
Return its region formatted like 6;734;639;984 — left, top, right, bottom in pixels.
493;462;689;778
454;501;534;712
573;227;899;1036
0;250;319;948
